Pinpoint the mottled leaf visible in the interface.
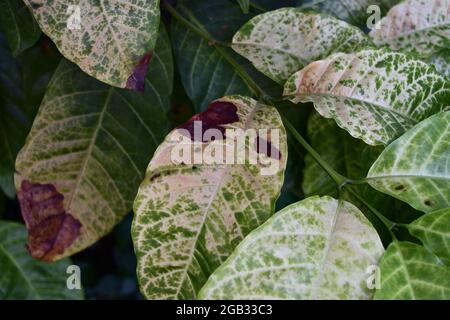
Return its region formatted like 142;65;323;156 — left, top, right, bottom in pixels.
232;8;371;84
0;221;83;299
199;196;384;300
132;96;287;299
368;112;450;213
284;48;450;145
370;0;450;76
375;241;450;299
14;25;173;261
0;0;41;56
298;0;400;28
24;0;160;89
0;34;60;198
408;208;450;265
171;1;279;112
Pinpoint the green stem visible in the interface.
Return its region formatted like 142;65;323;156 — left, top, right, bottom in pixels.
345;187;397;239
249;1;267;12
282;116;347;187
164;2;270;99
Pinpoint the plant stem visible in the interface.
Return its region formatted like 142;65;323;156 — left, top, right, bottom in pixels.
345;187;397;239
164;1;270;99
282;116;347;187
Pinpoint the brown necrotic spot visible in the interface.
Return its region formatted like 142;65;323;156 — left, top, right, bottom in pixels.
176;101;239;142
126;52;153;92
424;199;435;208
18;180;82;262
394;184;405;191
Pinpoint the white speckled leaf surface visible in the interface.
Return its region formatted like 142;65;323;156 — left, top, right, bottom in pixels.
232;8;371;84
198;196;384;300
370;0;450;76
24;0;160;88
368;112;450;213
284;49;450;145
132;96;287;299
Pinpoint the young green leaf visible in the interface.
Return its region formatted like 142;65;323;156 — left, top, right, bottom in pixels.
132;96;287;299
23;0;160;89
367;112;450;213
298;0;400;28
0;221;83;299
0;0;41;56
0;34;61;198
232;8;371;85
198;196;384;299
370;0;450;76
284;49;450;145
408;208;450;265
14;25;173;262
375;241;450;299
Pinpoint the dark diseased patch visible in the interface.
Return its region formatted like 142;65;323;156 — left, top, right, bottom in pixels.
176;101;239;142
394;184;405;191
126;52;153;92
17;180;82;262
255;136;282;160
424;199;435;208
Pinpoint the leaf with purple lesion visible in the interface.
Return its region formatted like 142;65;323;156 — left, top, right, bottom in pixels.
23;0;161;89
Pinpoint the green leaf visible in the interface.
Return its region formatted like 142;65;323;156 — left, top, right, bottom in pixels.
0;34;61;198
132;96;288;299
23;0;161;89
232;8;371;85
199;196;384;299
0;0;41;56
298;0;400;28
375;241;450;299
370;0;450;76
284;48;450;145
171;1;280;112
236;0;250;14
0;221;83;299
367;112;450;213
14;25;173;262
408;208;450;265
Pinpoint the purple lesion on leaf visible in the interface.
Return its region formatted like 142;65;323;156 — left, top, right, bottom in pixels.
126;52;153;92
176;101;240;142
17;180;82;262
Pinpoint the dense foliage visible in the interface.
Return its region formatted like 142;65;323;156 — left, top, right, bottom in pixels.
0;0;449;300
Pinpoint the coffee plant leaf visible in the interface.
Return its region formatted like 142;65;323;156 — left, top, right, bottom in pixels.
132;95;287;299
23;0;160;89
0;221;83;299
232;8;371;85
375;241;450;299
408;208;450;265
14;25;173;262
284;48;450;145
368;112;450;213
198;196;384;299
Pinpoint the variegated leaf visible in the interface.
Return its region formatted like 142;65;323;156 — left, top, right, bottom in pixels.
375;241;450;299
232;8;371;85
370;0;450;76
409;208;450;265
298;0;400;28
0;0;41;56
24;0;160;89
198;196;384;300
284;48;450;145
0;221;83;299
368;112;450;213
14;25;173;262
132;96;287;299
